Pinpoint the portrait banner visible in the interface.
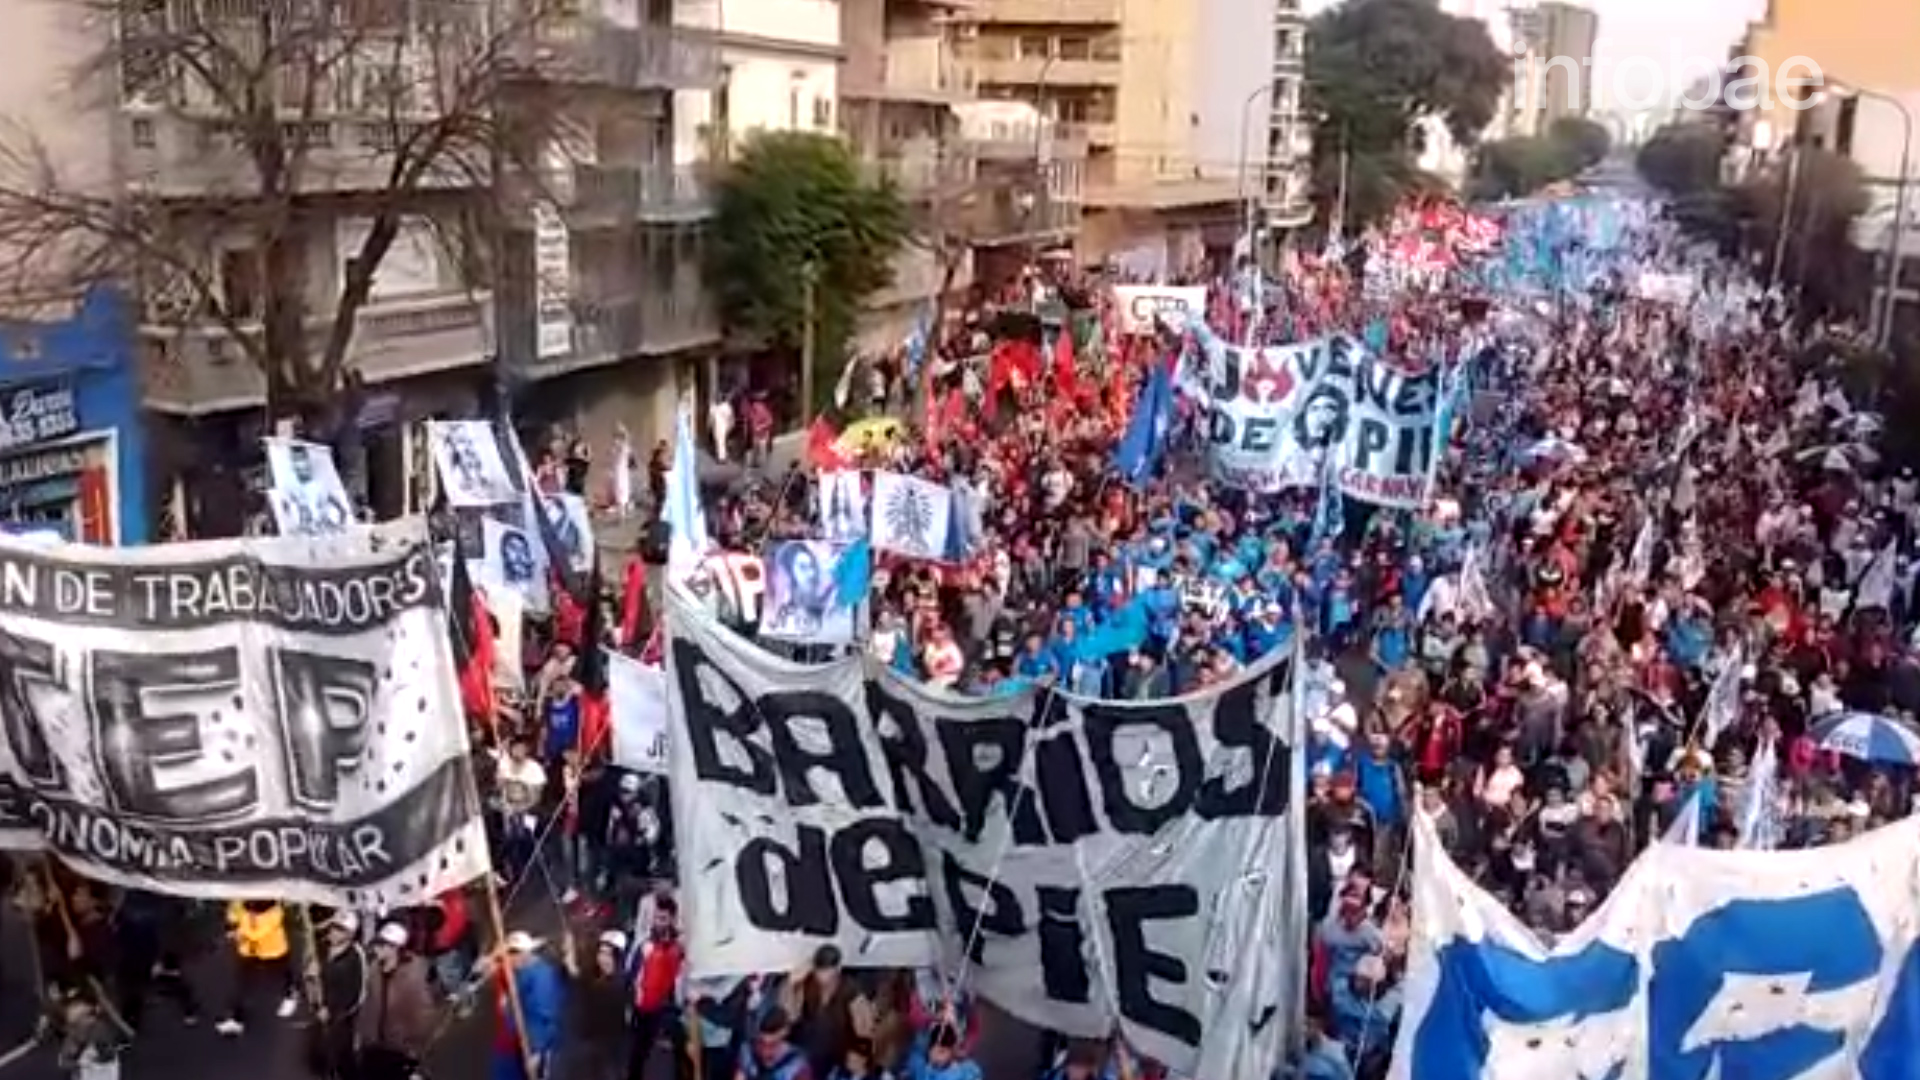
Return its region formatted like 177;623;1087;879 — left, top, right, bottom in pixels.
761;540;858;644
0;520;489;905
478;517;548;614
427;420;521;508
264;438;354;537
816;471;869;544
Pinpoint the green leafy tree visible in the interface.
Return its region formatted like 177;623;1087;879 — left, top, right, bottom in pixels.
707;132;908;394
1635;123;1726;196
1467;137;1579;201
1547;116;1612;170
1306;0;1508;222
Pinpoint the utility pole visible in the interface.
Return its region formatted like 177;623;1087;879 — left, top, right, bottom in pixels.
1768;143;1802;297
800;262;818;427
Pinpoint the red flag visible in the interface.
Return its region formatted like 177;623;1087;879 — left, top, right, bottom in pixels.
574;559;611;760
1052;327;1079;400
619;559;648;648
447;556;496;724
807;417;850;470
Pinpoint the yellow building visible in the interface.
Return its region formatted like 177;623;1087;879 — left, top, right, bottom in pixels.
1730;0;1919;339
964;0;1252;271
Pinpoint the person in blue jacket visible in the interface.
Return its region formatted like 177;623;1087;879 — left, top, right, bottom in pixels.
738;1007;812;1080
490;931;567;1080
906;1024;981;1080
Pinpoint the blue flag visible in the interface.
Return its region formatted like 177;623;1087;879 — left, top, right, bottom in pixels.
1310;459;1344;549
1113;361;1173;485
834;537;872;609
904;301;932;380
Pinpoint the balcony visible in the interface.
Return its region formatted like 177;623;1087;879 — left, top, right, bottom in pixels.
140;290;492;415
513;18;722;91
566;286;722;368
972;55;1121;88
554;164;713;226
867;146;977;194
963;122;1090;162
965;192;1080;246
978;0;1119;21
1084;121;1118;146
869;39;975;104
119;112;477;197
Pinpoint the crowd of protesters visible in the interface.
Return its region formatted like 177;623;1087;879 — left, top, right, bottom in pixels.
15;189;1920;1080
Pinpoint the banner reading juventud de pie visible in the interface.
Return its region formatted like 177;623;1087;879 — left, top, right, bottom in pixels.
0;520;490;905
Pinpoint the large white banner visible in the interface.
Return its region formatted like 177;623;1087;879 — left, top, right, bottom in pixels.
666;591;1301;1078
427;420;520;508
608;651;668;775
264;438;354;537
1199;333;1440;507
0;521;489;904
1112;285;1208;335
1394;810;1920;1080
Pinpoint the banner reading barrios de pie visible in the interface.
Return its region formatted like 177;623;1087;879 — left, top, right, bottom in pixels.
0;520;490;905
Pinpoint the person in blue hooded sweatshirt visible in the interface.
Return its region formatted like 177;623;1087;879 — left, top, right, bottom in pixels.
1140;570;1181;648
906;1024;981;1080
488;931;566;1080
738;1007;812;1080
1243;602;1289;660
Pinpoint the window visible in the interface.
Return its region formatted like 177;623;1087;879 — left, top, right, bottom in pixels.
1017;35;1051;60
812;95;832;129
1056;37;1090;61
1276;29;1293;58
130;118;156;148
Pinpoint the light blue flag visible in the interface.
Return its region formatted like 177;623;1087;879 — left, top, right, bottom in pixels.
1363;316;1389;354
904;302;931;380
1738;738;1781;851
1663;790;1702;847
834;537;872;609
663;404;709;579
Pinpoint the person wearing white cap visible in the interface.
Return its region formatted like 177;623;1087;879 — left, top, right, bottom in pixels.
560;929;630;1080
355;923;437;1080
485;928;565;1080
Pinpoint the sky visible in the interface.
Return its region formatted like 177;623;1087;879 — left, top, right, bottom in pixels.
1302;0;1772;114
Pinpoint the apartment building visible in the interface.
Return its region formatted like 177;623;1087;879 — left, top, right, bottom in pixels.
839;0;978;348
494;0;727;471
1258;0;1313;237
1726;0;1918;343
0;0;723;527
1507;2;1598;137
965;0;1247;273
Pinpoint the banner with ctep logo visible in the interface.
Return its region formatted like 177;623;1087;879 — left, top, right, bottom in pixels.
0;520;489;905
1197;332;1442;507
1112;285;1208;335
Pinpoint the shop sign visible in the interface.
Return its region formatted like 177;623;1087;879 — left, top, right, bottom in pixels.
0;447;87;488
0;383;78;453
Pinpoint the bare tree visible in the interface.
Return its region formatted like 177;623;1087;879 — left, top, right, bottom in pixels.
0;0;575;428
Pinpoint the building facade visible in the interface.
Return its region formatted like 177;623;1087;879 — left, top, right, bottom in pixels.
1507;2;1599;136
0;290;148;545
1726;0;1918;341
1258;0;1314;236
839;0;978;349
964;0;1246;271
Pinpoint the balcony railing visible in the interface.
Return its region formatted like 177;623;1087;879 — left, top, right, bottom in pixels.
140;290;492;415
567;286;721;365
965;193;1080;245
867;150;976;193
120;112;478;196
971;55;1121;87
558;164;713;224
974;0;1119;21
514;19;722;91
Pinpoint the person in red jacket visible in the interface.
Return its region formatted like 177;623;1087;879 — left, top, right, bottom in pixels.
626;896;685;1080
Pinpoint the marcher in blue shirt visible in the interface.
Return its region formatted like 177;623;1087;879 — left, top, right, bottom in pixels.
1015;635;1060;682
1352;731;1406;833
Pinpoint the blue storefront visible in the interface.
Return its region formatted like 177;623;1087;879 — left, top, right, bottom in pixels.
0;288;148;545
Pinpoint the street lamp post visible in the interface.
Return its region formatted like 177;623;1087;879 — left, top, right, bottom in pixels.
1235;82;1271;258
1850;87;1914;351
